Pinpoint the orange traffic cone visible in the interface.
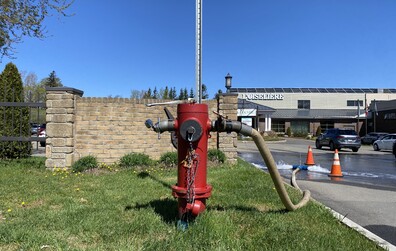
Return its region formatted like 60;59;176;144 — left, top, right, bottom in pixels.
304;146;315;165
328;149;343;177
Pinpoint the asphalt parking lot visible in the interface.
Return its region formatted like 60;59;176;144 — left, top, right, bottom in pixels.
238;138;396;249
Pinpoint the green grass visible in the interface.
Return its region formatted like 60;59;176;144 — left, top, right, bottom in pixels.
0;157;383;250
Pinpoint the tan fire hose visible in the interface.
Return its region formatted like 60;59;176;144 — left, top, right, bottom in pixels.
248;129;311;210
211;116;311;211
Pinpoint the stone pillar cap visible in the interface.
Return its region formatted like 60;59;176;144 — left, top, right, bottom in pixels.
46;87;84;97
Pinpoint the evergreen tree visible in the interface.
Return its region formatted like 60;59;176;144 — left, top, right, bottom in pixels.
0;63;31;158
170;87;177;100
202;84;209;99
189;88;194;99
143;88;152;99
183;88;188;100
153;87;158;99
163;86;169;99
43;70;63;87
178;88;184;100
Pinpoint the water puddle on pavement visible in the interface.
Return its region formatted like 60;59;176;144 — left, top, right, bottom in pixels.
343;171;396;180
250;160;396;182
251;161;330;175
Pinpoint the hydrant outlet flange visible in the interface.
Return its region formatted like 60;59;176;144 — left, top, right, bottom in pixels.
172;185;212;199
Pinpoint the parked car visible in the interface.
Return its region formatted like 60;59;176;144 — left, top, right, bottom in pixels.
38;124;46;147
315;128;361;152
38;123;46;134
30;123;40;135
372;133;396;151
361;132;388;145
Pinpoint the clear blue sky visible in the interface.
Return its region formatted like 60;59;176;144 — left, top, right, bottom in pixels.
2;0;396;98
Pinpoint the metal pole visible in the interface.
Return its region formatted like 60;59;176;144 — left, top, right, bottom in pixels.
357;99;360;133
365;93;368;134
374;99;376;132
196;0;202;103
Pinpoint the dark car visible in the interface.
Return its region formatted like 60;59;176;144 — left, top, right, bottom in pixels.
361;132;388;145
315;128;361;152
393;141;396;158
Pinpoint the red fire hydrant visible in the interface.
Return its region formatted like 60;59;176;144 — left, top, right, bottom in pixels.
146;100;311;227
145;102;212;221
171;103;212;220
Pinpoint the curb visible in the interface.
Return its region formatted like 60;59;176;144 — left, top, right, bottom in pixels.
253;161;396;250
327;205;396;251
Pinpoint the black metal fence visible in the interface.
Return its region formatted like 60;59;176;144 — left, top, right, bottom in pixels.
0;88;46;153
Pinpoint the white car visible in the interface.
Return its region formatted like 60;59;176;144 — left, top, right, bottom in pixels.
373;134;396;151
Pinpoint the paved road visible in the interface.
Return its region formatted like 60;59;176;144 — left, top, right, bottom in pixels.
31;142;45;156
238;138;396;248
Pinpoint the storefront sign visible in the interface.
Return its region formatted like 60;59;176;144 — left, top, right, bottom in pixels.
241;93;284;100
237;109;256;117
241;117;253;127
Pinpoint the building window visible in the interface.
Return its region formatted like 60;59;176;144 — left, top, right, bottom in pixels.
347;100;363;107
271;121;285;133
291;121;309;135
320;121;334;130
298;100;310;109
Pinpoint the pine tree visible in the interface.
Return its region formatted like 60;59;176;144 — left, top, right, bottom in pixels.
183;88;188;100
44;71;62;87
143;88;152;99
202;84;208;99
189;88;194;98
170;87;177;100
0;63;31;158
163;86;169;99
153;87;158;99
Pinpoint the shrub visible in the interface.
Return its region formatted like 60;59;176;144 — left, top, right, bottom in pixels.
72;155;98;172
286;127;292;137
293;131;308;138
119;153;152;168
260;130;279;141
159;152;178;167
208;149;226;163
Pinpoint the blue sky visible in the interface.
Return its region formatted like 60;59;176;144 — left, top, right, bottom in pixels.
2;0;396;98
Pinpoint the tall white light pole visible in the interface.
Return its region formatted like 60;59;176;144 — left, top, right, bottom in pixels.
196;0;202;103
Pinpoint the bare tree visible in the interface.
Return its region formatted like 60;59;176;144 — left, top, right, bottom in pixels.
0;0;74;58
130;90;145;99
23;72;38;102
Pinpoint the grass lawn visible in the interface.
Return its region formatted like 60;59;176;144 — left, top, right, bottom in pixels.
0;157;383;250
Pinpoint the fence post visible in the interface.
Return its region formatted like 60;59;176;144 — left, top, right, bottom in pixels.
217;93;238;164
45;87;83;168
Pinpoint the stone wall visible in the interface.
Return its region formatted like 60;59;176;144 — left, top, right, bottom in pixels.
45;87;238;168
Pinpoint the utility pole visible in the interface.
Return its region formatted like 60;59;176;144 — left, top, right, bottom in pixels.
364;93;368;134
373;99;377;132
196;0;202;103
357;99;360;133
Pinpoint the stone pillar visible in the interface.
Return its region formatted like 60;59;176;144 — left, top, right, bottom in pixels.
45;87;84;168
217;93;238;164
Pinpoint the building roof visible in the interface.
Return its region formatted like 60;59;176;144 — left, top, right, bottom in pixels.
238;99;275;112
230;87;396;94
271;109;360;119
